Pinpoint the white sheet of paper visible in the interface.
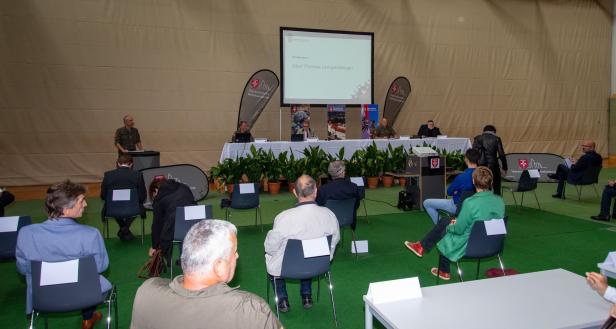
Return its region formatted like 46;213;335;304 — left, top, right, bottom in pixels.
350;177;364;187
528;169;541;178
254;138;267;143
40;259;79;286
0;216;19;233
184;205;206;221
399;135;410;140
484;219;507;235
351;240;369;253
604;252;616;266
112;189;131;201
306;137;319;142
367;277;422;304
436;135;448;139
239;183;255;194
301;237;330;258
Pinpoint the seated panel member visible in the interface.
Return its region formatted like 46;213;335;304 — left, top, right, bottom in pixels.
296;120;316;140
100;154;147;241
231;120;255;143
417;120;442;138
423;149;479;224
16;180;112;329
115;114;142;153
131;220;282;329
265;175;340;313
373;117;398;139
548;140;602;199
316;161;364;230
403;167;505;280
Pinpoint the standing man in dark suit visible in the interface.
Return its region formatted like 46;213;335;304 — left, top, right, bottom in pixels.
548;140;602;199
417;120;442;138
473;125;508;195
316;160;365;230
100;154;146;241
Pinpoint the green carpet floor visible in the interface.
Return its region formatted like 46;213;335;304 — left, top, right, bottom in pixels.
2;169;616;328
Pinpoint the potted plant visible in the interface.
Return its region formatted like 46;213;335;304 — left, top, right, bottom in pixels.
265;150;284;195
388;145;408;186
301;146;331;185
281;152;303;193
210;158;242;194
381;146;395;187
361;142;385;188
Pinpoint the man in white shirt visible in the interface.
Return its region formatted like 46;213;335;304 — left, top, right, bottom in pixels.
264;175;340;313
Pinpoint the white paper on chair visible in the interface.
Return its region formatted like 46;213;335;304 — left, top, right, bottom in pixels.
599;252;616;278
350;177;364;187
239;183;255;194
366;277;422;305
484;219;507;235
528;169;541;178
40;259;79;286
0;216;19;232
112;189;130;201
184;205;206;221
301;237;330;258
351;240;369;253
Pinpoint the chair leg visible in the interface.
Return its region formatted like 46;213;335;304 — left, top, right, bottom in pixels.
520;192;525;207
141;217;145;245
498;254;506;276
114;287;119;329
273;277;280;319
104;218;110;239
326;272;339;327
266;273;270;303
317;275;321;302
533;190;541;210
170;243;175;278
29;312;36;329
44;315;48;329
258;207;263;232
106;288;113;329
362;199;370;224
476;259;481;280
456;262;464;282
510;191;517;207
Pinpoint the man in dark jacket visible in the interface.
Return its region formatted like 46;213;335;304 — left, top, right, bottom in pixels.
417;120;442;138
0;187;15;217
148;177;195;264
549;140;602;199
316;160;365;229
100;154;146;241
473;125;508;195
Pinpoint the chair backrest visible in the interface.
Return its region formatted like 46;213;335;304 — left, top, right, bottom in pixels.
0;216;32;259
280;235;333;280
454;190;476;216
173;204;213;241
230;183;260;209
464;216;508;259
104;188;141;218
31;256;103;313
517;170;538;192
568;166;602;185
324;198;356;228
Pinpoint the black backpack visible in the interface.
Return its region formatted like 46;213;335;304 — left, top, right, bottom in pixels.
397;184;420;211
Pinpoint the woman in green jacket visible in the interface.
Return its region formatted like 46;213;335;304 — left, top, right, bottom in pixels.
404;166;505;280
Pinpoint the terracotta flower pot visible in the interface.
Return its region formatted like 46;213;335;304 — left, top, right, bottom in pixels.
226;184;234;195
268;182;281;195
399;177;407;187
366;176;379;189
382;175;394;187
288;181;296;193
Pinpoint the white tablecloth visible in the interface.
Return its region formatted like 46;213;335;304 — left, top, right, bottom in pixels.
219;138;472;162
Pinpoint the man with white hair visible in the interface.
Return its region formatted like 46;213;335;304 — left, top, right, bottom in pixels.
316;160;364;230
265;175;340;313
131;220;281;329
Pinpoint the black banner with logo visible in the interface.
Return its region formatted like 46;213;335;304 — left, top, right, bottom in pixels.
238;69;279;127
382;76;411;125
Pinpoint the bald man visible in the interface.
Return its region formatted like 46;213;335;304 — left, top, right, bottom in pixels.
373;117;398;139
115;115;143;154
549;140;602;199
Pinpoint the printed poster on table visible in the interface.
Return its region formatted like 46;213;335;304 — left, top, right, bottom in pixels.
327;104;346;140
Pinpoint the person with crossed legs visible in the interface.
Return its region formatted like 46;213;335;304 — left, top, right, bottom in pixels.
404;167;505;280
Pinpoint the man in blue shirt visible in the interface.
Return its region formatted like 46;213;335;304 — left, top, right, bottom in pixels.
422;148;480;224
16;180;112;329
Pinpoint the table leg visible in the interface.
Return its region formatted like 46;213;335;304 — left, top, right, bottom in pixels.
365;302;373;329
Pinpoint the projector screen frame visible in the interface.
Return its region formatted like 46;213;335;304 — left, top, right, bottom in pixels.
279;26;374;107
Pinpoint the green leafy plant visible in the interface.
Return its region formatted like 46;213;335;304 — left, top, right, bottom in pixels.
210;158;242;185
301;146;331;180
264;150;285;182
388;144;407;173
281;151;302;183
361;142;385;177
345;151;363;177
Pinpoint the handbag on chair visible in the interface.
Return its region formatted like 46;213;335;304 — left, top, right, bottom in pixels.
137;249;166;279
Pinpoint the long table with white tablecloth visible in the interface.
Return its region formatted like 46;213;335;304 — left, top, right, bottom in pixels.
219;138;472;162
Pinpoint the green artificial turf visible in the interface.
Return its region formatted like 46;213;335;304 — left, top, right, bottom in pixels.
2;170;616;328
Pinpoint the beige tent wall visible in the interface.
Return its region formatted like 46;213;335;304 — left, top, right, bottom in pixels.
0;0;611;186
